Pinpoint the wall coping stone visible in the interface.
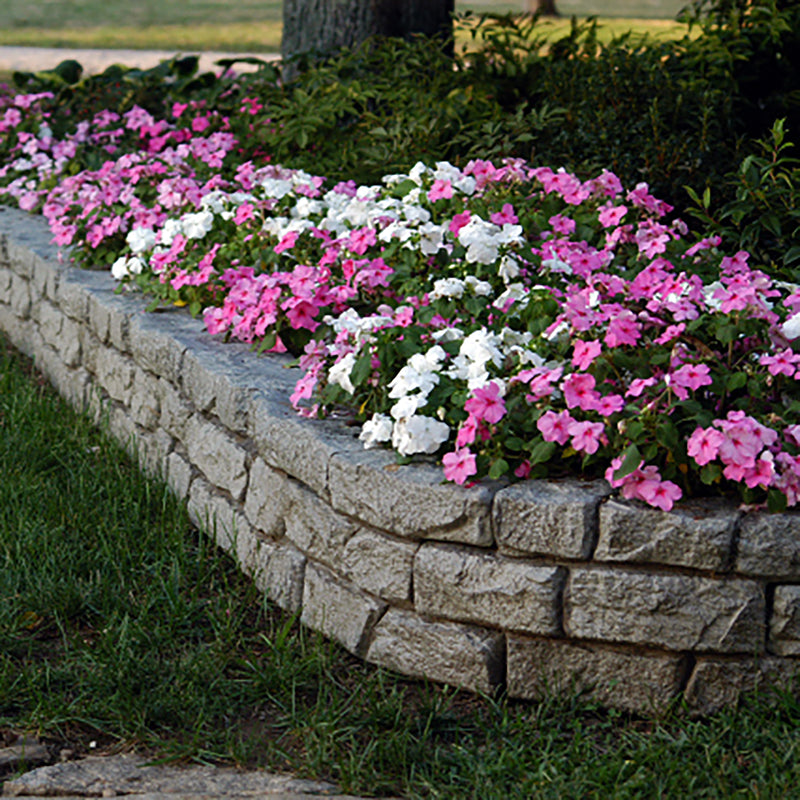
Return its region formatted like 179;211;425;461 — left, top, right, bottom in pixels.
2;204;799;716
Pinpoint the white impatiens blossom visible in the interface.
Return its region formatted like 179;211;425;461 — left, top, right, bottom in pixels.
417;221;447;256
498;255;520;283
430;277;466;300
458;217;501;265
433;161;476;195
391;414;450;456
493;282;529;310
327;352;357;394
159;217;184;246
126;227;156;254
464;275;493;297
110;255;144;280
390;393;425;421
783;312;800;340
388;349;444;399
181;209;215;240
703;281;725;312
447;328;505;390
359;413;393;448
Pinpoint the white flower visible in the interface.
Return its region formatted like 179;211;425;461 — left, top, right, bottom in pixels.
703;281;724;311
359;414;393;449
391;414;450;456
159;217;184;246
431;326;464;344
126;227;156;254
458;217;500;265
417;221;446;256
493;282;529;310
390;394;424;421
327;352;357;394
498;255;520;283
542;255;573;275
260;177;294;199
111;256;130;280
464;275;493;296
388;355;440;398
430;277;465;300
783;312;800;340
181;209;214;240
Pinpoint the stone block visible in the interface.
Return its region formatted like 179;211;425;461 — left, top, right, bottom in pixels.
87;291;111;344
494;479;610;559
10;273;31;317
56;273;90;322
165;450;194;500
301;562;386;656
105;405;141;460
129;312;186;384
507;635;687;714
366;608;504;694
769;586;800;656
0;265;12;295
157;377;192;440
137;427;173;481
595;498;739;571
59;316;82;367
37;299;63;347
6;239;36;278
31;254;58;299
243;457;288;538
684;657;800;716
249;539;306;613
188;478;255;564
95;347;135;404
736;512;800;579
329;447;495;546
249;384;359;500
565;567;765;653
0;306;32;356
183;414;248;501
129;367;161;430
341;528;417;604
415;543;564;635
284;480;359;564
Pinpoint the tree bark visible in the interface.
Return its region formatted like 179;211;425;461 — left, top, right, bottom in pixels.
282;0;455;63
525;0;560;16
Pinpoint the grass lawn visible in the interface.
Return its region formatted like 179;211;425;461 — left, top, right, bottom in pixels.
0;0;693;54
3;335;800;798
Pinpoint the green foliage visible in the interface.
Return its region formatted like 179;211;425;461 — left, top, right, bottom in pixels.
687;119;800;280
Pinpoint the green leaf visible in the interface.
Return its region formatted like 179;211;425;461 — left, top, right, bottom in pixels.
488;458;509;480
726;372;747;391
612;443;642;483
700;463;722;485
349;351;372;387
768;488;788;513
529;439;556;465
256;332;277;354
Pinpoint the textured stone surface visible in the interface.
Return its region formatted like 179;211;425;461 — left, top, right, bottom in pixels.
0;735;51;770
366;608;504;695
285;480;359;565
130;366;161;429
341;528;417;604
183;414;248;501
95;346;135;403
56;272;91;322
2;754;343;798
129;311;186;384
243;457;289;537
329;447;495;546
415;543;564;635
301;562;386;656
595;498;739;570
684;657;800;716
769;586;800;656
566;567;765;653
157;376;192;440
10;272;31;316
249;383;358;499
249;538;306;613
494;479;610;559
507;635;687;713
165;450;194;500
60;315;82;367
736;512;800;578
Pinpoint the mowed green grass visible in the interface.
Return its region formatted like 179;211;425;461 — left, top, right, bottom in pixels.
0;0;692;54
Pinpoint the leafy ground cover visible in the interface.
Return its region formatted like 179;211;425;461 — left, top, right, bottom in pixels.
3;330;800;797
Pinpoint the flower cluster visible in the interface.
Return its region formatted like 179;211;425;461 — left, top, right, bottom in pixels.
3;85;800;512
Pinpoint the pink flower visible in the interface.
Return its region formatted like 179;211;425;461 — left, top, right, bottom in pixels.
625;376;658;398
572;339;602;370
687;427;725;466
595;394;625;417
443;448;477;485
597;203;627;227
427;179;453;202
604;311;641;348
464;382;506;425
514;460;531;479
567;420;605;455
561;373;599;410
274;230;299;254
448;210;471;236
348;226;377;255
636;478;682;511
760;349;800;378
537;410;574;445
669;363;713;398
490;203;518;226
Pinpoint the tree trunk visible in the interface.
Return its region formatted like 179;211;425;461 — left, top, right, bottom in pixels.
282;0;455;63
525;0;560;16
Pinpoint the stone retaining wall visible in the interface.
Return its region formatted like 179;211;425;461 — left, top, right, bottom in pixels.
2;205;800;716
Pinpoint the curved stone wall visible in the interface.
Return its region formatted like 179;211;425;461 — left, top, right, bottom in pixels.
2;205;799;716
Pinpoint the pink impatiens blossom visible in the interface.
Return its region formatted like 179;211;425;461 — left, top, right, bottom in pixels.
572;339;602;370
442;448;477;484
567;420;606;455
687;426;725;466
427;179;453;202
464;381;506;425
537;409;574;445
